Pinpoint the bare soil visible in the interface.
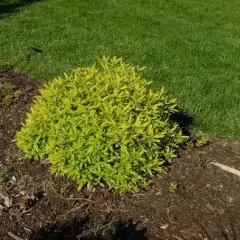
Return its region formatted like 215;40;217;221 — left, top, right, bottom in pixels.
0;68;240;240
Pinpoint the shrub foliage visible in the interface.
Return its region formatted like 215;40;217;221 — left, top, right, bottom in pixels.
16;57;185;193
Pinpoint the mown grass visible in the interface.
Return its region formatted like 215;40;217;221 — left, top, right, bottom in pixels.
0;0;239;139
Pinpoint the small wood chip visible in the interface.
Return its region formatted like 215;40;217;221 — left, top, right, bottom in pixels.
7;232;24;240
160;223;169;229
24;227;32;233
0;193;12;208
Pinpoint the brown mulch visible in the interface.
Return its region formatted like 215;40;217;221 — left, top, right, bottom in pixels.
0;68;240;240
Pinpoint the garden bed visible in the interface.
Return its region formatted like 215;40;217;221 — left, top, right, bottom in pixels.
1;69;240;240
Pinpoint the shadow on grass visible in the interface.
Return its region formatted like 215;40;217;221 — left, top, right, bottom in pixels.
0;0;43;18
171;111;195;136
30;218;148;240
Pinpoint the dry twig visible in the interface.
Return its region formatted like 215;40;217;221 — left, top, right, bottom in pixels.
60;202;89;217
48;176;94;202
210;162;240;177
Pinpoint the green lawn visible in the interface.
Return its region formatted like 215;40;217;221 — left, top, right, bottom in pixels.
0;0;240;139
